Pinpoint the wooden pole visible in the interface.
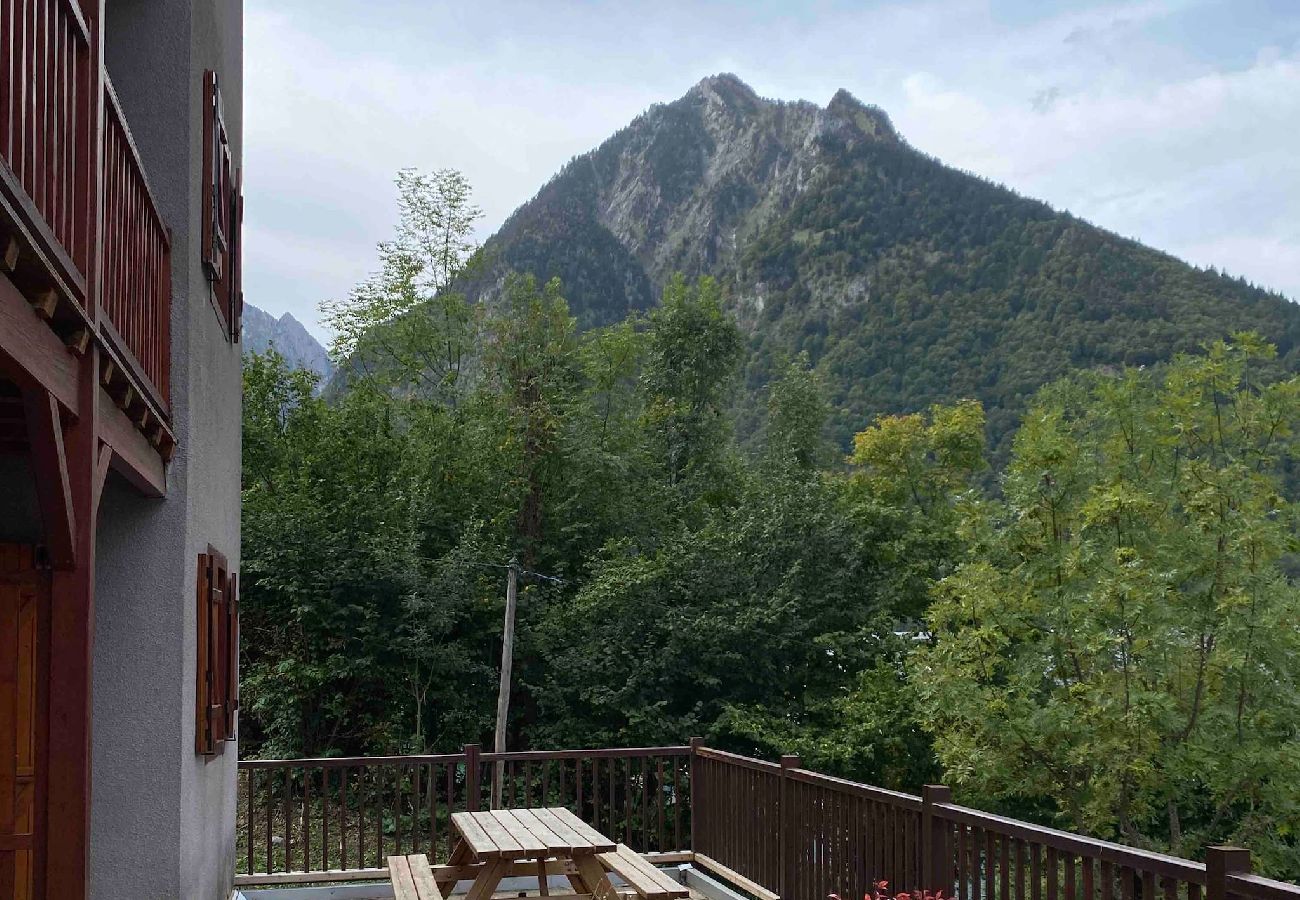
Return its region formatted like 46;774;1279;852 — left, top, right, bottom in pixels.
1205;846;1250;900
492;558;518;809
922;784;953;893
779;754;801;900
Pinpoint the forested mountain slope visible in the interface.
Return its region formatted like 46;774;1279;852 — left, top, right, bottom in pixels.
458;74;1299;453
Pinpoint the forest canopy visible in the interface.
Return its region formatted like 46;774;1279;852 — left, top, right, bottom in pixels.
241;171;1300;878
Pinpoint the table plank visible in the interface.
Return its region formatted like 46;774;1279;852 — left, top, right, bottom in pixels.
548;807;617;853
596;844;688;900
467;811;529;859
486;809;549;856
390;855;419;900
513;808;573;853
531;807;595;855
451;812;499;858
409;854;445;900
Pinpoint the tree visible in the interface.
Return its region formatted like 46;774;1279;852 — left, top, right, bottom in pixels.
322;168;483;399
912;336;1300;876
763;352;831;472
640;274;744;504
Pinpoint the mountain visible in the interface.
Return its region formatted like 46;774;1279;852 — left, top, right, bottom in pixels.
242;304;333;383
463;74;1300;454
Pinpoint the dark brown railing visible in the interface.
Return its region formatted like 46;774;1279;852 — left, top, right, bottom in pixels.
0;0;94;281
236;745;692;883
100;76;170;406
236;744;1300;900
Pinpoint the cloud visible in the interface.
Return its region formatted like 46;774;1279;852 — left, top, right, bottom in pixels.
243;0;1300;340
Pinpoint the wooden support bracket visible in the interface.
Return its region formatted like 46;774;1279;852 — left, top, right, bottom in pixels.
31;288;58;319
1;236;18;272
22;388;76;568
65;328;91;355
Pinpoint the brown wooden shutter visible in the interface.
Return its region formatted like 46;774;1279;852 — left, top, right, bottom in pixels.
230;169;244;342
223;572;239;740
195;549;232;755
195;552;213;755
201;70;236;340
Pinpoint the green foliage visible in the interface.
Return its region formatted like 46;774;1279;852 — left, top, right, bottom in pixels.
243;162;1300;880
912;337;1300;874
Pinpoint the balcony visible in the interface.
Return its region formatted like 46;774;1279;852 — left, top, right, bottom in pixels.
235;745;1300;900
0;0;174;462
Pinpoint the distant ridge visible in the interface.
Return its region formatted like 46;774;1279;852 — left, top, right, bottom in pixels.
439;74;1300;454
242;303;333;383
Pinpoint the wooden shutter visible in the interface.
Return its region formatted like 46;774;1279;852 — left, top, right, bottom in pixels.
201;70;240;342
195;549;236;756
223;573;239;739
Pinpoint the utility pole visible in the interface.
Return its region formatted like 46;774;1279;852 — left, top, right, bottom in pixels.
491;556;518;809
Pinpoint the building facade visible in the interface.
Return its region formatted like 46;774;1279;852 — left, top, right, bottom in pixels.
0;1;244;898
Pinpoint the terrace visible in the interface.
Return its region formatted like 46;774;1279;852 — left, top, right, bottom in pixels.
234;744;1300;900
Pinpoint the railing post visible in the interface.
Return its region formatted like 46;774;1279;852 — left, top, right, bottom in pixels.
922;784;953;893
1205;846;1250;900
689;738;703;856
464;743;481;812
780;754;801;900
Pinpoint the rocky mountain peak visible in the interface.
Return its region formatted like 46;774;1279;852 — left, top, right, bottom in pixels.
242;303;333;383
824;88;900;144
685;73;761;108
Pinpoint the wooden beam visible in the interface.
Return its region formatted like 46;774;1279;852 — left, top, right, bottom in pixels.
0;273;79;417
91;442;112;517
30;289;58;319
692;854;779;900
64;328;91;356
97;388;165;498
21;389;76;568
1;236;18;272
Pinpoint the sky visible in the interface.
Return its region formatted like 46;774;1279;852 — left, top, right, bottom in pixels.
244;0;1300;343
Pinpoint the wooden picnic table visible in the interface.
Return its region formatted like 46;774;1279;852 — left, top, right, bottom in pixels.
435;807;686;900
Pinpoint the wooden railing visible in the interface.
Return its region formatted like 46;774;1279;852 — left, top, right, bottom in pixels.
0;0;94;283
100;76;170;407
690;750;1300;900
235;745;692;884
1;5;172;412
235;744;1300;900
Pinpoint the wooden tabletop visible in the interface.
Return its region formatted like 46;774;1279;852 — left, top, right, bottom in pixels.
450;807;618;860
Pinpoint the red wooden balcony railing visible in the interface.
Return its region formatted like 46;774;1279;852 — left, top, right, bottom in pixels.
101;77;170;407
2;2;172;413
0;0;95;288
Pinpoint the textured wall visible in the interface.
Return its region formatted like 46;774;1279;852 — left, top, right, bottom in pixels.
92;2;243;898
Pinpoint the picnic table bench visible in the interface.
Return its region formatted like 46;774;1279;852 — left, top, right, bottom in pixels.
423;807;688;900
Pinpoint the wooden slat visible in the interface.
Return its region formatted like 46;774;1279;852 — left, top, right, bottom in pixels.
450;812;498;858
596;844;688;900
513;807;573;853
532;806;595;855
486;809;548;856
464;811;526;859
390;855;419;900
409;853;445;900
551;806;617;853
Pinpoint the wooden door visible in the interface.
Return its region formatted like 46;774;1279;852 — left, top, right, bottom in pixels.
0;545;46;900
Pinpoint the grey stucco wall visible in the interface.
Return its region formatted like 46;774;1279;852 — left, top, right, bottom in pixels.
92;2;243;899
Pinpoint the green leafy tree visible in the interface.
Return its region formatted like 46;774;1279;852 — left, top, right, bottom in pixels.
323;168;483;398
912;336;1300;876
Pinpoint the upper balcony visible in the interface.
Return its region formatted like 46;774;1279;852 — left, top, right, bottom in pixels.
0;0;175;463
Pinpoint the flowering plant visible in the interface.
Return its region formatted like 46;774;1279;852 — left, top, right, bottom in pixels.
830;880;947;900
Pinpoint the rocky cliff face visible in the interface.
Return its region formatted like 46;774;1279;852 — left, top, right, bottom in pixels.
463;74;902;325
455;74;1300;453
242;304;333;383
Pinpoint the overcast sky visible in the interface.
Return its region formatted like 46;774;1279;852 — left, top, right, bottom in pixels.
244;0;1300;342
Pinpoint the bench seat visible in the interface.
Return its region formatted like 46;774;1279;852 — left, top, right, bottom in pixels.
390;853;445;900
